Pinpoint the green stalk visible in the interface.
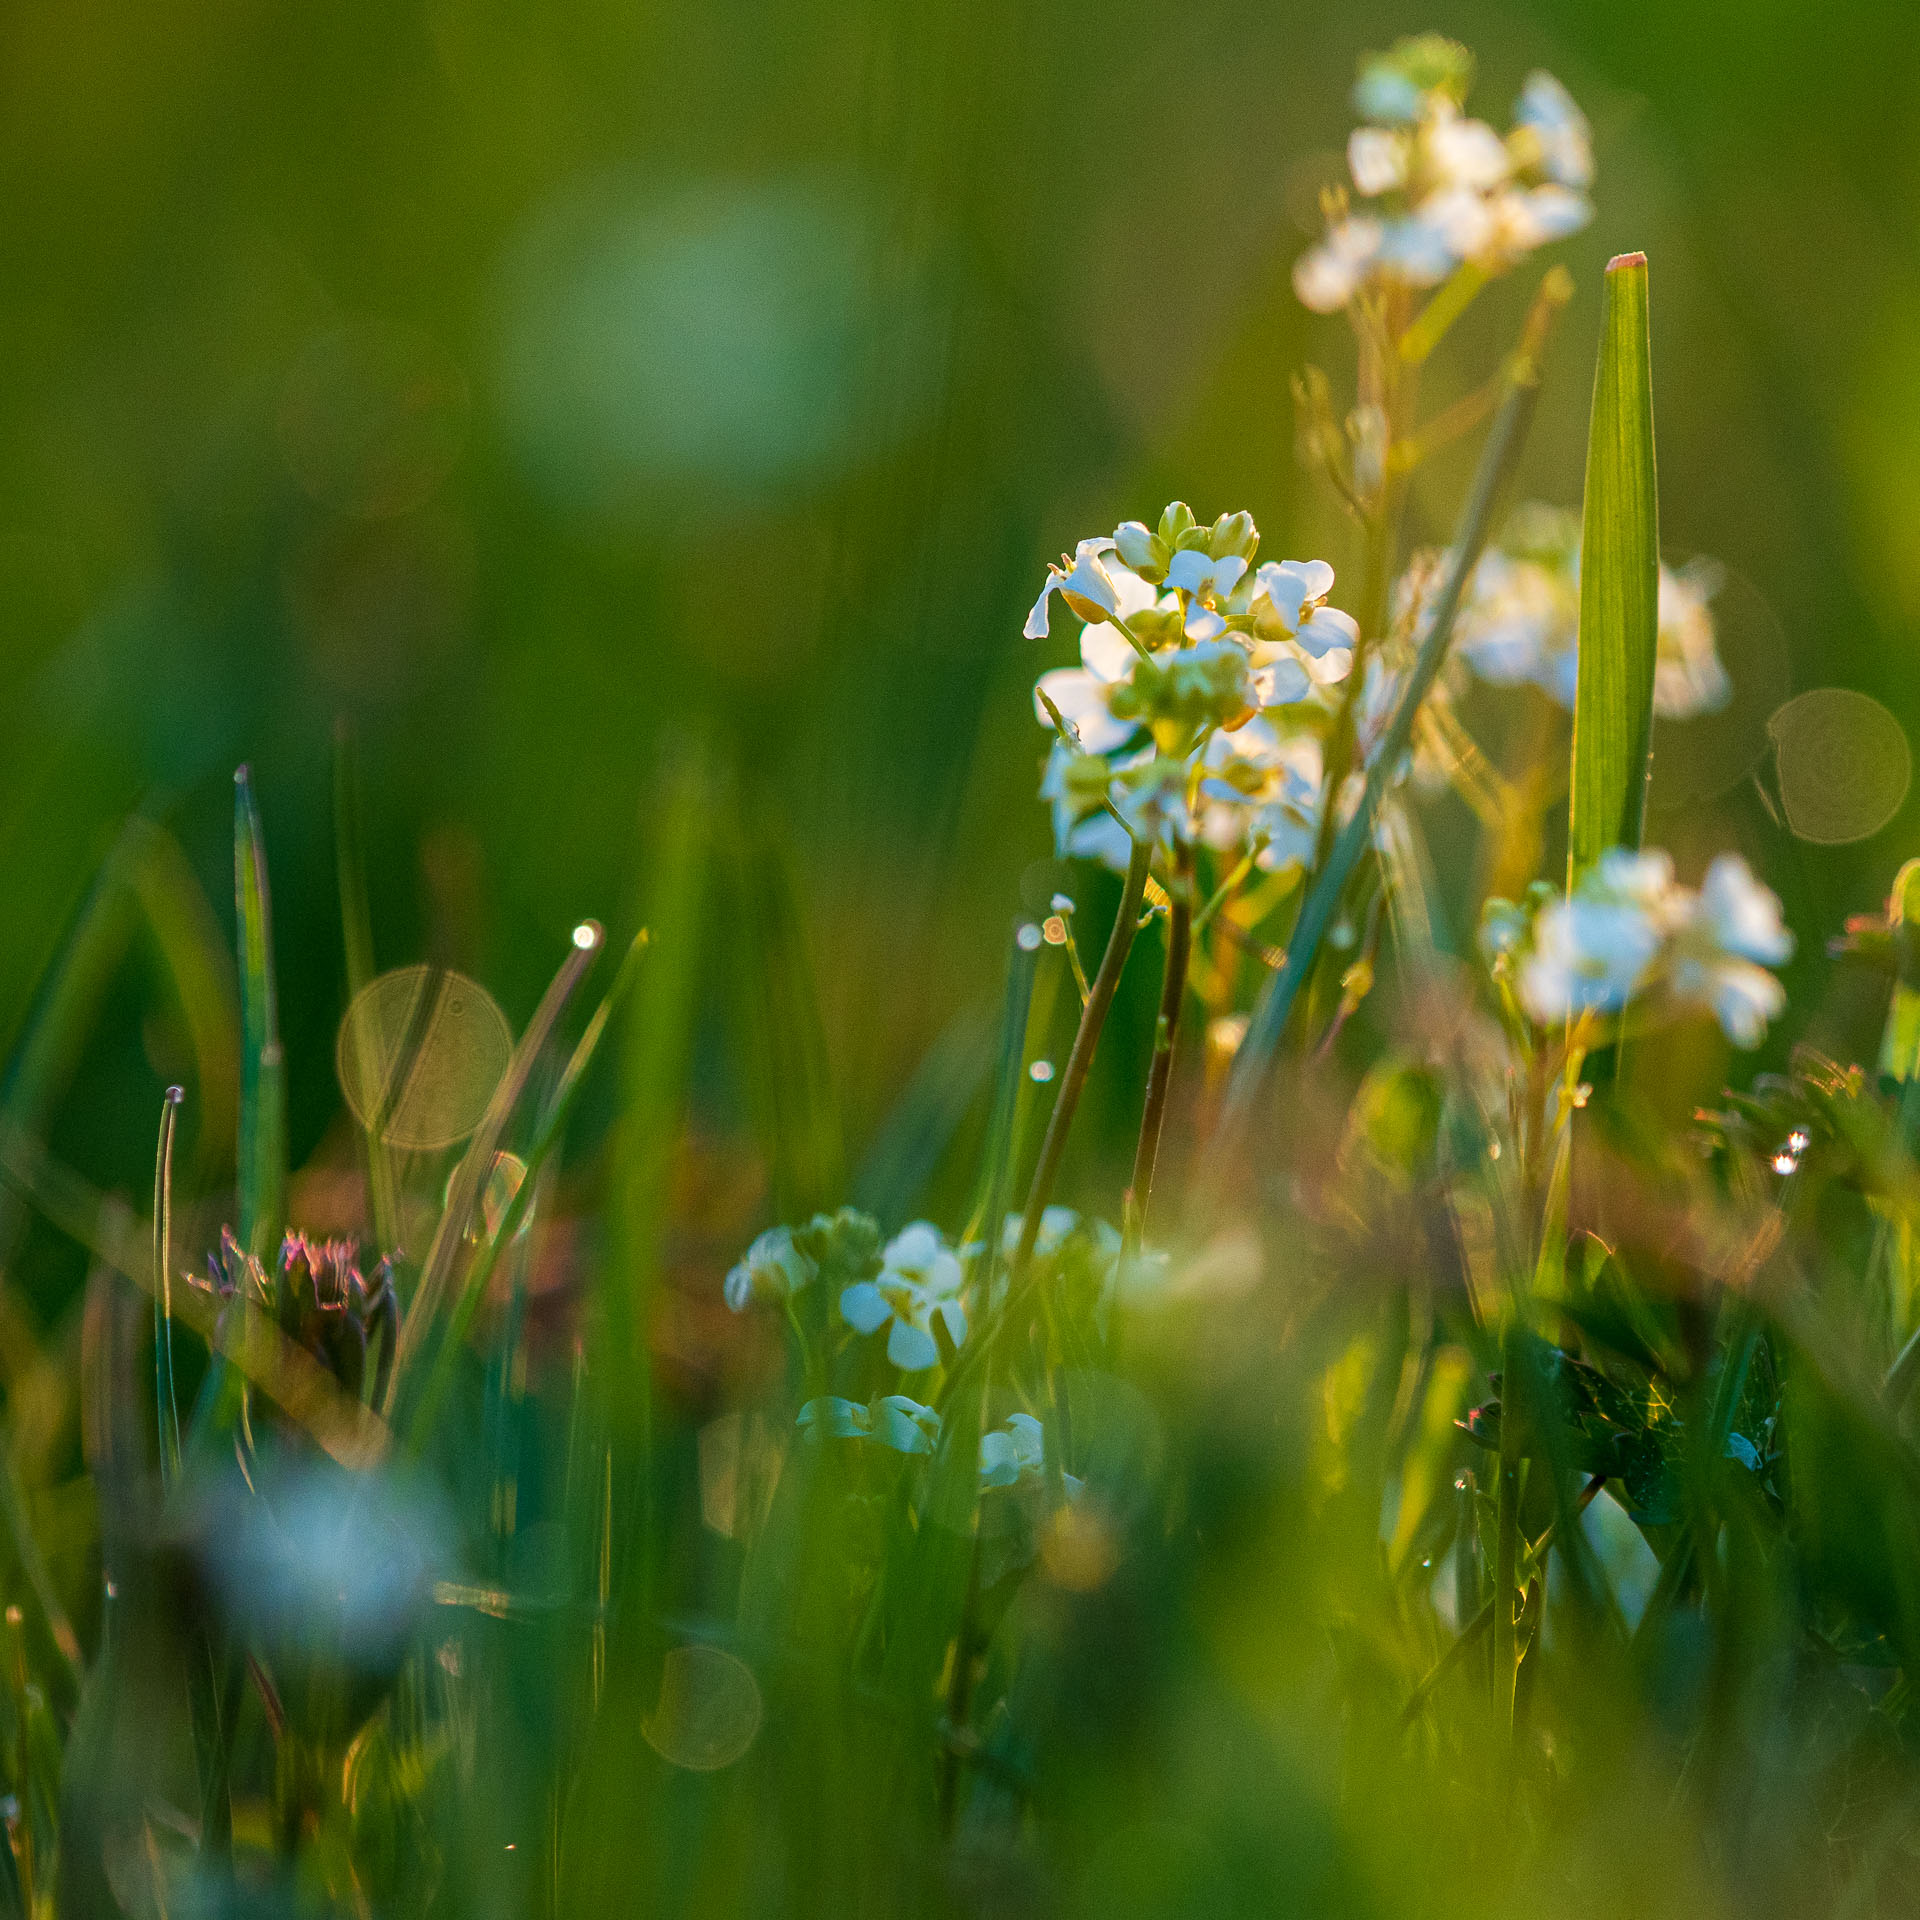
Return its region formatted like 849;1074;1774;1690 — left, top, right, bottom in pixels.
1124;847;1192;1255
1004;835;1151;1288
1219;270;1572;1147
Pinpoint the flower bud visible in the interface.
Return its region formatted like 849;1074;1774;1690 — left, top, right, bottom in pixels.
1208;510;1259;563
1157;501;1197;548
1112;520;1166;580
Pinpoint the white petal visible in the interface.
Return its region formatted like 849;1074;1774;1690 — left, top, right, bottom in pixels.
839;1281;891;1335
1080;620;1138;683
1005;1412;1045;1471
1284;558;1335;602
1034;668;1130;754
1348;127;1407;196
1066;811;1135;872
1428;117;1511;190
1185;606;1228;643
1300;644;1353;686
932;1298;967;1350
1023;574;1058;640
887;1317;939;1372
797;1396;869;1439
723;1262;752;1312
1253;658;1311;707
1255;562;1308;632
978;1430;1020;1488
1296;605;1360;657
1521;184;1591;241
872;1395;939;1453
1163;549;1212;595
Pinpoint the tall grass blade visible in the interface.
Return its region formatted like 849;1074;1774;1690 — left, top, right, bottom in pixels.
403;929;651;1450
1219;270;1572;1146
233;767;286;1261
333;717;400;1253
388;922;605;1419
962;922;1042;1301
1567;252;1660;879
150;1085;183;1486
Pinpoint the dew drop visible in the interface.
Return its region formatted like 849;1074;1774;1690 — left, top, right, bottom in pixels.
572;921;601;950
1772;1150;1798;1176
1029;1060;1056;1084
1016;922;1043;952
1050;892;1076;915
1787;1127;1811;1153
1487;1140;1501;1161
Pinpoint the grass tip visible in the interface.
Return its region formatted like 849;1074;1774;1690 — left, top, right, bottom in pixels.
163;1085;183;1106
1606;250;1648;273
571;920;603;951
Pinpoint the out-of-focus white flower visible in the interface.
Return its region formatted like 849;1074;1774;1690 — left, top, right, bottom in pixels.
1517;851;1675;1023
1294;216;1385;312
1034;592;1153;756
1666;853;1793;1047
1000;1206;1079;1261
797;1394;942;1454
1396;505;1731;721
1197;720;1324;873
979;1412;1047;1488
723;1225;816;1313
1655;560;1731;718
1498;848;1791;1048
1025;538;1125;640
1299;45;1592;315
1512;70;1594;191
839;1221;967;1371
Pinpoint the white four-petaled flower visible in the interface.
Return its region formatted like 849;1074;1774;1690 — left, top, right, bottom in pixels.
839;1221;968;1371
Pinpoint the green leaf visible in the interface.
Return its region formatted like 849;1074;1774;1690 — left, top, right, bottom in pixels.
1568;252;1660;880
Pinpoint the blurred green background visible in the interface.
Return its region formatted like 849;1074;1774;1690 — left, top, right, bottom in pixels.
1;0;1915;1230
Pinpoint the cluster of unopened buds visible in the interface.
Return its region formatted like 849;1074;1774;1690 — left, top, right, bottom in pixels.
1481;848;1794;1047
1294;34;1593;314
1026;502;1362;871
196;1227;401;1406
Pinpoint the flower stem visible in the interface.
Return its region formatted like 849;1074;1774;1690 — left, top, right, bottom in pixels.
1124;849;1192;1256
1010;835;1152;1278
941;837;1153;1413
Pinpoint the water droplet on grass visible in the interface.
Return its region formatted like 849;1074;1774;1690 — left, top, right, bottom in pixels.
1029;1060;1055;1083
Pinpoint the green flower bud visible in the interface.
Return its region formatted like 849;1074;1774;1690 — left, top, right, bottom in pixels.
1208;510;1259;563
1157;500;1197;548
1110;641;1255;732
1113;520;1167;581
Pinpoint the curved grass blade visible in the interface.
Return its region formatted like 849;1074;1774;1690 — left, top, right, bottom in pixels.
386;922;605;1420
151;1085;183;1487
333;718;400;1254
401;929;651;1450
1218;269;1572;1147
1567;253;1660;880
233;767;286;1262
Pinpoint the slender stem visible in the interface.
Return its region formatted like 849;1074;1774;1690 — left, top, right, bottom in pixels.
1010;836;1151;1277
1125;849;1193;1255
940;837;1152;1412
1216;269;1572;1153
1492;1339;1522;1731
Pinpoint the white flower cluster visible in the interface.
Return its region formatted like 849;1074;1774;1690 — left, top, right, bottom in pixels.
837;1221;967;1372
1295;36;1593;314
1027;503;1357;871
1393;504;1731;721
795;1395;1070;1492
1482;849;1793;1047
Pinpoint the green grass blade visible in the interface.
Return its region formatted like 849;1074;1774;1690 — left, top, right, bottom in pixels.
1567;252;1660;880
233;766;286;1261
333;718;400;1254
961;921;1042;1297
402;929;651;1451
150;1085;183;1487
1218;270;1571;1145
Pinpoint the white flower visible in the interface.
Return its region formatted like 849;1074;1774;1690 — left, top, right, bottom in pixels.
1513;71;1593;191
722;1225;816;1313
979;1412;1046;1488
1163;547;1248;641
1517;852;1676;1024
1025;539;1123;640
1000;1206;1079;1261
839;1221;967;1371
797;1394;942;1454
1654;560;1731;719
1348;127;1409;195
1665;854;1793;1048
1197;720;1323;873
1294;215;1384;313
1252;559;1361;661
1426;112;1512;193
1033;601;1149;755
